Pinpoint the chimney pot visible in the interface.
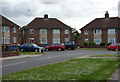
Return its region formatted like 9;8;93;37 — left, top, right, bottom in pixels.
105;11;109;18
44;14;48;19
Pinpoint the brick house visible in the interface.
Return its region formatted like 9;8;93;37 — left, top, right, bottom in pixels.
1;14;20;57
22;14;72;46
80;11;120;46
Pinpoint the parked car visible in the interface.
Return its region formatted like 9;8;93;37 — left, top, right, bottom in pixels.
45;43;65;51
61;41;75;50
107;43;120;51
19;43;44;52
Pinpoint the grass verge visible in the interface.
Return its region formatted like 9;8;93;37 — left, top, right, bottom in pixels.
76;48;107;51
20;52;44;55
91;54;120;57
2;58;120;80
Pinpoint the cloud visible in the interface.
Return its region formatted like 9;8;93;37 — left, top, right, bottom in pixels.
1;0;119;32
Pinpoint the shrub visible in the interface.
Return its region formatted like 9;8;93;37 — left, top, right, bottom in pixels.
83;41;88;46
100;43;105;46
106;43;112;46
91;42;96;46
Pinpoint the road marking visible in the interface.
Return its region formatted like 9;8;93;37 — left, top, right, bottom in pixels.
1;61;26;68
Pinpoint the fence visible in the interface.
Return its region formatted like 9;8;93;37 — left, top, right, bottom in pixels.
2;45;20;57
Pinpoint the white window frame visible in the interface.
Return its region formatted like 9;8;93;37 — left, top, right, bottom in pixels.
65;38;69;42
84;30;88;35
40;38;47;44
65;29;69;34
94;38;101;44
13;27;16;33
108;38;116;43
53;38;60;43
108;29;116;34
84;39;89;42
53;29;60;34
2;36;10;44
94;29;102;34
40;29;47;34
2;26;9;32
29;38;34;43
13;37;16;43
29;29;34;34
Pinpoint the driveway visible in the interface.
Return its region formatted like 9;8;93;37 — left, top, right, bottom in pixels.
2;50;116;76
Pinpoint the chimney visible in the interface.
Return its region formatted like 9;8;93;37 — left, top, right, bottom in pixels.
44;14;48;19
105;11;109;18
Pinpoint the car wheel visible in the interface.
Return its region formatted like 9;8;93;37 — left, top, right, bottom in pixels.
46;48;49;51
35;49;38;52
20;49;24;52
115;48;118;51
58;48;62;51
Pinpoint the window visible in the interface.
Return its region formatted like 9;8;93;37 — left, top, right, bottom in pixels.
13;27;16;33
108;38;116;43
40;29;47;34
40;38;47;44
29;38;34;43
53;29;60;34
2;26;9;32
65;29;69;34
53;38;60;43
29;29;34;34
94;38;101;44
94;29;101;34
108;29;116;34
84;30;88;35
13;37;16;43
84;39;89;42
65;38;69;42
2;37;10;44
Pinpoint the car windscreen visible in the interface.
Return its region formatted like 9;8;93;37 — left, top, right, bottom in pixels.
32;44;38;47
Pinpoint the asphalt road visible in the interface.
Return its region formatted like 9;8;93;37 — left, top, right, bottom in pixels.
2;50;116;76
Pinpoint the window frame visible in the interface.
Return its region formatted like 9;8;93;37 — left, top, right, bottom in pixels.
65;29;69;34
40;37;47;44
29;29;34;34
40;29;47;34
94;29;102;34
108;29;116;34
53;29;60;34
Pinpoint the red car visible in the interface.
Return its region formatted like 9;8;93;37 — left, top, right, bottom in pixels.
107;43;120;51
45;43;65;51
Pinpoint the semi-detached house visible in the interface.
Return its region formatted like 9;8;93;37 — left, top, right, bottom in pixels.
80;11;120;45
22;14;72;46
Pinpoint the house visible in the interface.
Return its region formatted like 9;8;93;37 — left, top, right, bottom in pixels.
1;14;20;57
22;14;72;46
80;11;120;46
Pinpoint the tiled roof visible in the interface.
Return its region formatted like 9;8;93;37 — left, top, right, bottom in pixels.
1;14;19;27
80;17;120;30
25;18;71;29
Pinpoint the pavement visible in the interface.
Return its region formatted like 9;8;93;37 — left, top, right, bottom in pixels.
1;50;120;81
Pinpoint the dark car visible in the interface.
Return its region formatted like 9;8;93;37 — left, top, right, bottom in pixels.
107;43;120;51
19;43;44;52
61;41;75;50
45;43;65;51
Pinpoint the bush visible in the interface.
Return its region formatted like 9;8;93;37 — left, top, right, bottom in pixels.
83;41;88;46
91;42;96;46
100;43;105;46
106;43;112;46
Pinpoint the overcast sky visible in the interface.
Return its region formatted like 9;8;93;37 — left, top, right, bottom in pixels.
1;0;120;32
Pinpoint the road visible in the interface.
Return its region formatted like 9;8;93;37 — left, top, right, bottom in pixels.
2;50;116;76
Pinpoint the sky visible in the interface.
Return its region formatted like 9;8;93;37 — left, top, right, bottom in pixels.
1;0;120;32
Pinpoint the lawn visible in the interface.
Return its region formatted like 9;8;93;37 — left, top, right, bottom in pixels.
2;58;120;80
91;54;120;57
76;48;107;51
20;52;44;55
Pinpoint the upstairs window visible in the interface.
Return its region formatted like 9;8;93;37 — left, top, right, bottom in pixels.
2;26;9;32
13;27;16;33
40;29;47;34
94;29;101;34
29;29;34;34
108;29;116;34
84;30;88;35
65;29;69;34
53;29;60;34
13;37;16;43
